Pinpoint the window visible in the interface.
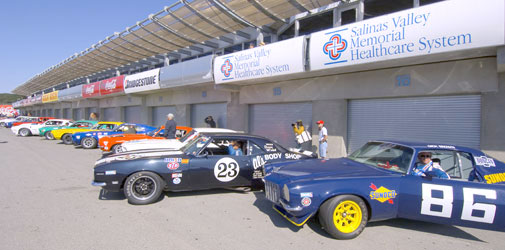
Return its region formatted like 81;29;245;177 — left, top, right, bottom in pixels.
420;0;444;6
298;11;333;36
364;0;413;20
341;8;356;25
203;138;246;156
278;24;295;41
430;150;461;178
458;152;474;180
224;44;242;55
248;141;265;155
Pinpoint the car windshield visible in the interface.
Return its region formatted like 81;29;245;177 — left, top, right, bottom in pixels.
348;142;414;174
181;135;210;156
89;124;100;129
179;130;199;143
147;127;161;137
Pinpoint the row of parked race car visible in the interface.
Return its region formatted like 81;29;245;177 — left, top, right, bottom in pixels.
2;115;505;240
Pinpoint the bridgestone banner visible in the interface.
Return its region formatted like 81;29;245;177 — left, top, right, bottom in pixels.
124;68;161;94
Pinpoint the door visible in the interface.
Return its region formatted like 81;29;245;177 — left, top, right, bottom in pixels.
103;107;120;121
188;136;252;189
124;106;142;124
191;103;227;128
152;106;176;127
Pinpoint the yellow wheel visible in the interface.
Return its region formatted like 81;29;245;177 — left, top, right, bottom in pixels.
319;195;368;239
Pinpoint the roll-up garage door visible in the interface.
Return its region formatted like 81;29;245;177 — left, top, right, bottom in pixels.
54;109;60;118
63;108;71;119
347;95;481;153
36;110;41;116
73;109;82;120
41;110;47;117
103;107;120;122
124;106;142;124
152;106;177;127
249;102;312;148
86;107;98;120
47;109;53;117
191;103;227;128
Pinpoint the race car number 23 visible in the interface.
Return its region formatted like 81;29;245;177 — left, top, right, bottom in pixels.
421;183;496;223
214;157;240;182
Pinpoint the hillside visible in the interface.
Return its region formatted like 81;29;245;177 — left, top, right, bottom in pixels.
0;93;25;104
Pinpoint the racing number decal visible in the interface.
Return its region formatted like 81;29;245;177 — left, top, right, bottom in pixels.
421;184;497;223
214;157;240;182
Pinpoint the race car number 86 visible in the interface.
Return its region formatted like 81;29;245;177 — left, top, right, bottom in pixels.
421;183;496;223
214;157;240;182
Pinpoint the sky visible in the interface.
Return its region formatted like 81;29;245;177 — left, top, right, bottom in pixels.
0;0;178;94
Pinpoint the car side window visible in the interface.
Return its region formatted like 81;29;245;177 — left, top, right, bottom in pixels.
248;141;265;155
431;150;461;179
458;152;474;180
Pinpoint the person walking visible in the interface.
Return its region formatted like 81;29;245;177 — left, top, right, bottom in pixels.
164;113;177;139
317;120;328;159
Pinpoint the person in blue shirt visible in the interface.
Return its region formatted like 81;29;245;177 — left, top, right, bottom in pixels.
228;141;243;156
412;151;450;179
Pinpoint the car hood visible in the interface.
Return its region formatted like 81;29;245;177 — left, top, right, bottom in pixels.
121;139;182;151
269;158;399;182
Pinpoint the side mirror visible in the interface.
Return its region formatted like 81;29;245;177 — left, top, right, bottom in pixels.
197;151;208;158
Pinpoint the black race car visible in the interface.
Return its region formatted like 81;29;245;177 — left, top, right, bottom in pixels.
92;133;316;205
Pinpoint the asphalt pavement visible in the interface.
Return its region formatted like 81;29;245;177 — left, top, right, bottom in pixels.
0;128;503;250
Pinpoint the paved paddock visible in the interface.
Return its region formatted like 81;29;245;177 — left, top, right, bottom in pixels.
0;128;503;250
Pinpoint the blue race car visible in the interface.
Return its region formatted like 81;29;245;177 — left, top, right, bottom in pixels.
73;123;156;149
263;141;505;239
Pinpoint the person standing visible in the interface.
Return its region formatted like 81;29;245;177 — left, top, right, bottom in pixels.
317;120;328;159
292;120;305;148
204;116;217;128
164;113;177;139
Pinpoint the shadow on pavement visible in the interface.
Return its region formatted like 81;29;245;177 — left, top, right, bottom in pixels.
98;189;125;200
165;188;250;198
367;218;484;242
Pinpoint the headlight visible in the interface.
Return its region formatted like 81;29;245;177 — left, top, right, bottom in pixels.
76;136;80;139
283;184;290;202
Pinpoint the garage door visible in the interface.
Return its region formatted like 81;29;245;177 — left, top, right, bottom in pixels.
347;95;481;153
73;109;82;120
191;103;227;128
249;102;313;148
54;109;60;118
124;106;142;124
152;106;177;127
63;108;71;119
103;107;120;122
47;109;53;117
41;110;47;117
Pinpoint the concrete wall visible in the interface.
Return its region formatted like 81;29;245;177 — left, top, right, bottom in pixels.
481;73;505;161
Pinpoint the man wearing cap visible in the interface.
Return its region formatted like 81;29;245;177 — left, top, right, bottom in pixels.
317;120;328;159
164;113;177;139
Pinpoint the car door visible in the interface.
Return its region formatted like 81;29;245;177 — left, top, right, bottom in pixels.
188;137;253;189
398;150;505;232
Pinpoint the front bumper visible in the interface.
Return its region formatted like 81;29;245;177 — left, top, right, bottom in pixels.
91;181;106;187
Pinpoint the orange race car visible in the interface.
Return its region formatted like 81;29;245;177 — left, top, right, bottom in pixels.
98;126;192;153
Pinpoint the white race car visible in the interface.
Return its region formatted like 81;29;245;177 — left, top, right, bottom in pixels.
0;116;31;127
117;128;237;153
12;119;72;136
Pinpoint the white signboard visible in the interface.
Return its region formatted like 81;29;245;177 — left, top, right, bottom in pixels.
214;37;305;84
309;0;505;71
124;68;161;94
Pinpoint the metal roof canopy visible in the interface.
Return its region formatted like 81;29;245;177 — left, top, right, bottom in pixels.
13;0;338;96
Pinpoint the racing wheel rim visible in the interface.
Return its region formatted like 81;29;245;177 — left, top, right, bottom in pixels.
130;176;157;201
20;129;29;136
332;200;362;233
83;138;94;148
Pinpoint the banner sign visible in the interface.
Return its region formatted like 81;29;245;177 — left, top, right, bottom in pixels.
82;81;100;98
124;68;160;94
42;91;59;103
100;75;125;96
214;37;305;84
309;0;505;71
0;105;17;116
34;95;42;104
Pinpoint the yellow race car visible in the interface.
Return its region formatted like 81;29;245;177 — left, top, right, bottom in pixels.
51;121;123;145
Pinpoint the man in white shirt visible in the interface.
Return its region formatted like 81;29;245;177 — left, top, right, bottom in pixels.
317;120;328;159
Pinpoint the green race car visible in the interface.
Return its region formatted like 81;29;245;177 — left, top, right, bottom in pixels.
39;120;98;140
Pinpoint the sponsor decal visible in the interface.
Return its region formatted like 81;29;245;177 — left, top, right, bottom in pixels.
369;183;397;204
474;156;496;167
377;161;398;169
301;197;312;207
300;192;313;198
214;157;240;182
484;173;505;184
181;159;189;164
264;143;277;152
173;178;181;184
427;144;456;149
172;173;182;178
167;162;180;170
164;158;182;163
105;170;116;175
252;155;266;169
264;153;282;161
285;153;302;160
252;169;264;179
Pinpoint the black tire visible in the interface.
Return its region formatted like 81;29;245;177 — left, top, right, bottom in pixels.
81;137;97;149
124;171;165;205
62;134;73;145
318;195;368;240
45;131;55;140
111;144;122;154
19;128;31;137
